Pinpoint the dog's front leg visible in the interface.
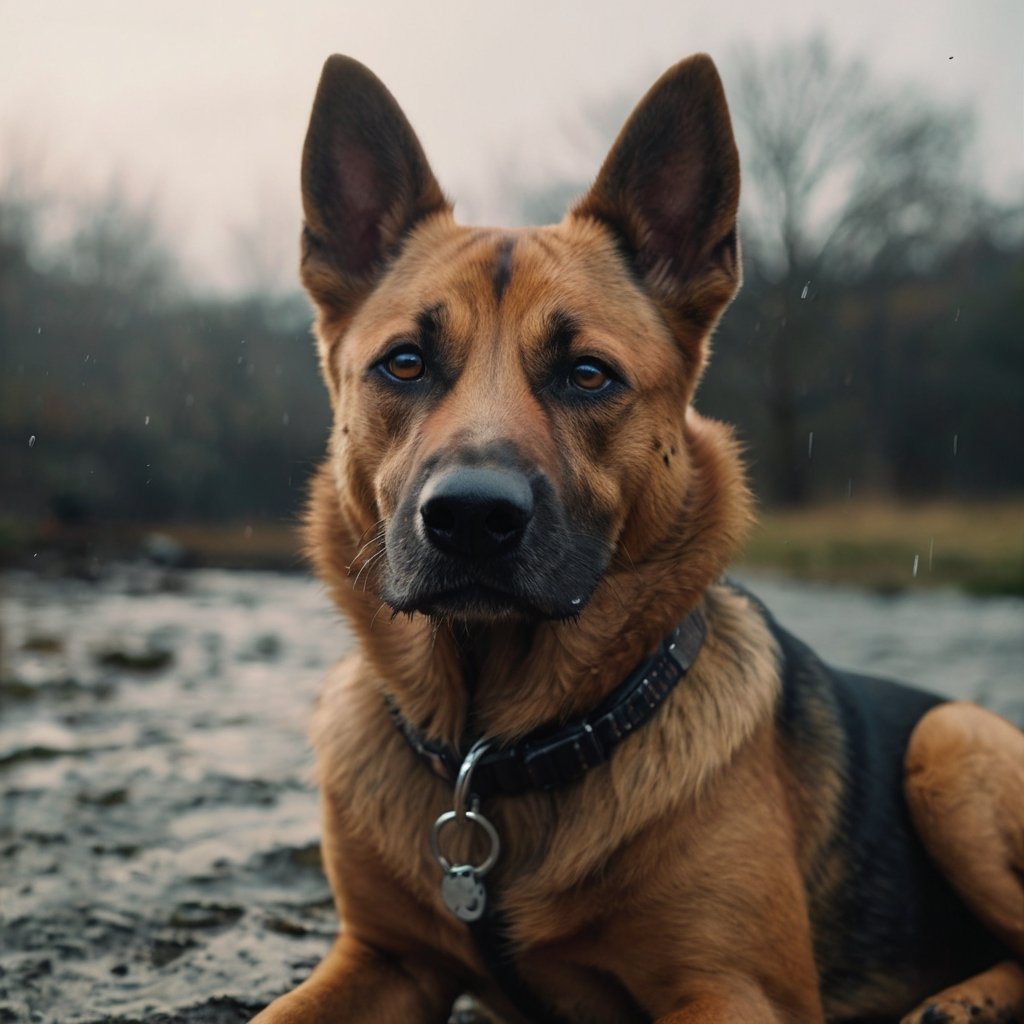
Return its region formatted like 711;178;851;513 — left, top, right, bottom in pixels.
250;931;459;1024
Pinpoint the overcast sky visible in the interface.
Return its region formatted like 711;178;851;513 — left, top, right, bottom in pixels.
3;0;1022;291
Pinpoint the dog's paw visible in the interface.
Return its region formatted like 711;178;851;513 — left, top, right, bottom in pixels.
901;996;1006;1024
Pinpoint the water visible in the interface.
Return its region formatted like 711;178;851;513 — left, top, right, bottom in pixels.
0;568;1021;1022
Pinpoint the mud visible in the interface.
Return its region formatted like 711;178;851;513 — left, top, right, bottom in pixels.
1;568;1021;1022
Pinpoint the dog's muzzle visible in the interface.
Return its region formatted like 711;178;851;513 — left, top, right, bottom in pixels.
379;450;609;621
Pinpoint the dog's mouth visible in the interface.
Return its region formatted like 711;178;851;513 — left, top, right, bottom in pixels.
380;552;600;621
378;522;606;623
387;581;560;621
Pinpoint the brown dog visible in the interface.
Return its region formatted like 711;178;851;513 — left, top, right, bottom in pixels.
252;54;1024;1023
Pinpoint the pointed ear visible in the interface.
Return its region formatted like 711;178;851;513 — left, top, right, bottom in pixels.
300;55;450;319
572;54;740;348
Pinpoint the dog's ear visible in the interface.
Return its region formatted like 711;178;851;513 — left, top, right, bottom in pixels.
572;54;740;349
300;55;449;319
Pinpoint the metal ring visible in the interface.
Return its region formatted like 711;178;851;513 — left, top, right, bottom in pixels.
453;738;494;818
429;808;501;875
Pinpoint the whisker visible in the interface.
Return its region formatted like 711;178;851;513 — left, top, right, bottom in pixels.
347;522;387;575
352;543;387;591
369;603;389;631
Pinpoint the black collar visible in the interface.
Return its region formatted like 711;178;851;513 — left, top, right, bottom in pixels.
387;605;706;798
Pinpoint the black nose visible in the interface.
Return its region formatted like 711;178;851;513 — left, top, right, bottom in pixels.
419;468;534;559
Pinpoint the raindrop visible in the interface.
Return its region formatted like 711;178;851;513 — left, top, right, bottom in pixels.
185;394;195;408
800;282;810;300
912;555;920;578
37;326;41;334
243;525;253;540
144;415;150;426
28;434;36;448
954;307;960;322
846;478;853;499
240;338;246;345
928;537;934;572
807;431;814;459
952;434;958;456
281;412;290;426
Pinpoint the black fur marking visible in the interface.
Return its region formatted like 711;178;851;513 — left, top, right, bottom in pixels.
752;582;1013;1010
415;303;445;346
410;303;457;389
543;310;579;363
493;236;515;304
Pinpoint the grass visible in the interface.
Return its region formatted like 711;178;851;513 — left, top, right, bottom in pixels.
156;521;306;570
0;519;307;573
741;499;1024;596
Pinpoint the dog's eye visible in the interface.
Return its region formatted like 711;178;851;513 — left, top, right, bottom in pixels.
383;346;425;382
569;359;612;392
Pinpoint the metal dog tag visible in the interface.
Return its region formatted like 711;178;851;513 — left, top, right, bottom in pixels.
430;741;501;923
441;865;487;922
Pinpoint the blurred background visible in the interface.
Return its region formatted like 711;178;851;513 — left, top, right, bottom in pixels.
1;3;1022;1022
1;0;1022;588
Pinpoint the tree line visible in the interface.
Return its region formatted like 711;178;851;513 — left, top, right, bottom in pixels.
1;38;1021;536
0;193;330;527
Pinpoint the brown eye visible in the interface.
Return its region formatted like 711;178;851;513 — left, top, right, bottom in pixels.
385;347;425;381
570;360;611;392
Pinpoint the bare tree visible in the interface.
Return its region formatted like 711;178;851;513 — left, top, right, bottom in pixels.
0;134;51;282
729;36;979;501
734;37;976;280
63;182;180;302
228;182;303;297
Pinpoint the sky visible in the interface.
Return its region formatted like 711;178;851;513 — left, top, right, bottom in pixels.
2;0;1022;292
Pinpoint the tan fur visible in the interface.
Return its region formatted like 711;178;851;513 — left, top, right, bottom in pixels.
904;703;1024;955
251;53;1023;1024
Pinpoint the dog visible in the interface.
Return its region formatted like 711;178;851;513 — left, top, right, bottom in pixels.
251;54;1024;1023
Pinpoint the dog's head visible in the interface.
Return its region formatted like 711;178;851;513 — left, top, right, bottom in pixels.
301;55;743;626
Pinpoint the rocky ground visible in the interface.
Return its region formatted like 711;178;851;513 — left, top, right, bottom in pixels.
1;567;1021;1023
